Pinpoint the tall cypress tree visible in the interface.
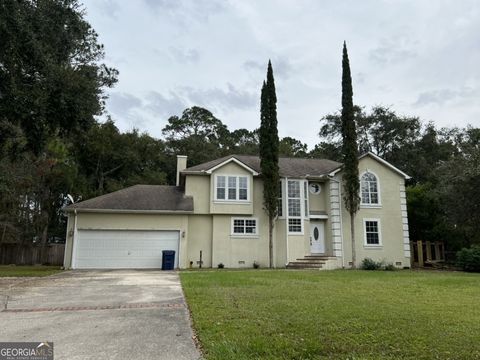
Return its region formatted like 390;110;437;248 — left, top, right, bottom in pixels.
260;60;280;268
341;42;360;268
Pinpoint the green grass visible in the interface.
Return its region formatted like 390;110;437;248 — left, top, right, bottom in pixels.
0;265;63;277
181;270;480;360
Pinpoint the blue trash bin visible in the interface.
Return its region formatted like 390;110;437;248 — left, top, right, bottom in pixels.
162;250;175;270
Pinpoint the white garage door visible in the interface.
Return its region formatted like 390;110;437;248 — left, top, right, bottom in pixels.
73;230;179;269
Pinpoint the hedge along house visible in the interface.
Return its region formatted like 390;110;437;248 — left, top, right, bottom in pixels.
63;153;411;269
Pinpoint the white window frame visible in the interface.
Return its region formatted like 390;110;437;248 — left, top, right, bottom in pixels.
360;170;382;208
277;179;285;218
288;218;302;234
303;181;309;219
287;179;305;234
214;174;250;202
309;182;321;195
363;218;382;247
231;217;258;237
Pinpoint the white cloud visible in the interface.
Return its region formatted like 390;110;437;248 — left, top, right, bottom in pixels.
82;0;480;147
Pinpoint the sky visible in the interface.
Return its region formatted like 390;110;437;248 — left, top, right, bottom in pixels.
82;0;480;149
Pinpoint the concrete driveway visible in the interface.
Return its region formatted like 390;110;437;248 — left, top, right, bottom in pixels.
0;270;201;360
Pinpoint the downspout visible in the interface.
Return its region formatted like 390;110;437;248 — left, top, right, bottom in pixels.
62;212;70;269
273;218;276;269
70;209;78;269
285;177;289;266
328;176;345;268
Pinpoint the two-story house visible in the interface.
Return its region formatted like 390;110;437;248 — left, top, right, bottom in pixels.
63;153;411;269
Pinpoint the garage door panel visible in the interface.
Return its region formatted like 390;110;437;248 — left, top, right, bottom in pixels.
74;230;179;269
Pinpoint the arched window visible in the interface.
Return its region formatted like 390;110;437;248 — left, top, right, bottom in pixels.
361;172;379;205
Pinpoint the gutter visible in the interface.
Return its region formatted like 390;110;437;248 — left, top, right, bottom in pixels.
70;209;78;269
180;170;209;175
285;177;289;266
63;208;194;215
304;174;329;181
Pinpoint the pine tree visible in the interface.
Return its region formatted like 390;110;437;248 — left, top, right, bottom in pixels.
259;60;280;268
341;42;360;268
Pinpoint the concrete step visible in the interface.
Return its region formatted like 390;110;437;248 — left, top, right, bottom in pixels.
287;255;338;270
295;258;328;262
294;260;326;265
286;263;323;269
303;255;336;260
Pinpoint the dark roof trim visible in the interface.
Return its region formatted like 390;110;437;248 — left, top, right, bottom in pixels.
183;154;342;178
64;208;193;214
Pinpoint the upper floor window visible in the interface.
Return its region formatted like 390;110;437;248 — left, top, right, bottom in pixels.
215;175;249;201
288;180;303;233
361;172;379;205
277;181;283;217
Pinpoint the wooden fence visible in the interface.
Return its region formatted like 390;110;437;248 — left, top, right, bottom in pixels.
0;244;65;266
410;240;445;267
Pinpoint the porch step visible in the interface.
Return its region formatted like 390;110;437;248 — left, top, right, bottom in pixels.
298;255;335;261
287;256;326;269
286;262;324;269
287;255;339;270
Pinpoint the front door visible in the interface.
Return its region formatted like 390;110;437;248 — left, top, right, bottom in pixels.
310;222;325;254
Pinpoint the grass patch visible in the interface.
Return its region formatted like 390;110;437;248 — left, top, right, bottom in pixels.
181;269;480;360
0;265;63;277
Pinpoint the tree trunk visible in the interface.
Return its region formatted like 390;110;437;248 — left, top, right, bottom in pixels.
269;216;274;268
350;212;356;269
40;221;49;247
0;224;6;244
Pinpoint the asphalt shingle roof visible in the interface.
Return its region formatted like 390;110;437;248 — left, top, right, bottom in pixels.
183;155;342;178
65;185;193;212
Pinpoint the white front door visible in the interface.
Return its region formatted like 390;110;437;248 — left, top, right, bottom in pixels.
310;222;325;254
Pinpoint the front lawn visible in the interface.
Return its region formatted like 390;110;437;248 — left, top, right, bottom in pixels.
181;270;480;360
0;265;63;277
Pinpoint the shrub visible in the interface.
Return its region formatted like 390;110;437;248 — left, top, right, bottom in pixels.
361;258;383;270
217;263;225;269
384;263;396;271
253;261;260;269
456;246;480;272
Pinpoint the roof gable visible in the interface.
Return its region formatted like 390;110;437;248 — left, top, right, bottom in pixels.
329;152;410;179
205;157;259;175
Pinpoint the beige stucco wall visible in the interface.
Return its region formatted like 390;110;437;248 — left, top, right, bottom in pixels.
210;214;270;268
185;175;210;214
186;215;212;268
287;234;308;263
340;156;410;268
274;219;287;267
209;175;270;268
308;181;328;212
